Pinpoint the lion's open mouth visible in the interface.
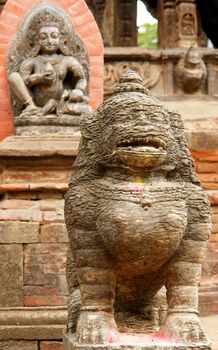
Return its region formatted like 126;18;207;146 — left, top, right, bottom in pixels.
116;135;167;168
117;136;167;152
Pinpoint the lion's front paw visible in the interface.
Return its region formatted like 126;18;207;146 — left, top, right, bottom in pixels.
76;311;119;344
160;313;208;344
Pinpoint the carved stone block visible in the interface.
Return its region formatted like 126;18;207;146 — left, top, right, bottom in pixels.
0;245;23;306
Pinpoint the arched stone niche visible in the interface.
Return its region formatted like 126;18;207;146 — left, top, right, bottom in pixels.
0;0;104;140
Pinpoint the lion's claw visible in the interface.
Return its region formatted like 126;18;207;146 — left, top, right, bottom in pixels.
76;312;119;344
161;313;208;344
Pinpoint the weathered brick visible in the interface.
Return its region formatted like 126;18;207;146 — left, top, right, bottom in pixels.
0;209;42;222
42;210;64;222
196;161;218;173
24;286;64;296
24;295;67;306
40;223;68;242
199;174;218;183
0;245;23;306
210;234;218;242
39;199;64;211
38;192;64;199
0;199;39;209
40;341;63;350
212;224;218;234
212;205;218;214
23;242;68;305
24;243;67;254
0;341;38;350
212;213;218;223
0;221;39;243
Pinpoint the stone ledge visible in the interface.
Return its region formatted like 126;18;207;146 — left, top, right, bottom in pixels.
0;340;38;350
63;332;211;350
0;307;67;340
0;183;68;193
0;135;80;157
0;131;218;159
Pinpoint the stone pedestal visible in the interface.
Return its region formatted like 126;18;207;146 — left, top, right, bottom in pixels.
63;332;211;350
0;135;77;350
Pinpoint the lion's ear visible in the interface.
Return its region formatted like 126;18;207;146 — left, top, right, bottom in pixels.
169;110;200;185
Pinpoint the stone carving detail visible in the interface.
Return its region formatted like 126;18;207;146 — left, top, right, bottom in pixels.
104;62;161;95
7;1;91;134
181;13;195;36
175;47;207;94
64;71;211;346
175;1;198;47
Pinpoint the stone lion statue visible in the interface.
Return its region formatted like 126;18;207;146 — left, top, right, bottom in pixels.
65;71;211;346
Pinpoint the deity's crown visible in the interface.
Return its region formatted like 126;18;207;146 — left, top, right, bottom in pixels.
27;8;65;34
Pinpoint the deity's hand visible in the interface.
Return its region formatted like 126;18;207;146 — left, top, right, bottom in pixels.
41;71;56;84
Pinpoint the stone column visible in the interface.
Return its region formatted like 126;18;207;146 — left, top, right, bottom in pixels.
158;0;175;48
98;0;137;47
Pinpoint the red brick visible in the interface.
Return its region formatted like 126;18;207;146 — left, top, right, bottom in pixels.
199;174;218;183
90;65;104;78
4;1;26;18
24;286;64;296
202;183;218;190
0;123;14;134
91;98;103;110
69;0;87;16
24;295;67;306
0;130;13;141
0;9;19;25
0;77;8;90
212;206;218;214
212;224;218;234
77;22;100;40
18;0;35;7
210;233;218;242
192;151;218;162
0;88;10;98
90;55;104;65
40;341;63;350
212;213;218;223
196;161;218;173
55;0;72;8
0;20;16;36
73;11;91;27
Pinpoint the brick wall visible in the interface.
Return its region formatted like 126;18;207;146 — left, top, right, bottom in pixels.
192;151;218;315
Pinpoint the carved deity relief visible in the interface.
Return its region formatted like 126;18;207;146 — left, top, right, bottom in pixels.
64;71;211;348
181;13;195;36
7;1;91;134
175;47;207;94
175;2;198;47
104;61;162;96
